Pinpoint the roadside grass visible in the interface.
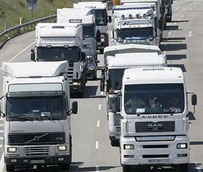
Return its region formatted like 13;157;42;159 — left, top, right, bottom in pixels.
0;0;75;33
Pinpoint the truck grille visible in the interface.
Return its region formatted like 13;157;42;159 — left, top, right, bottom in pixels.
135;121;175;133
8;132;65;145
114;114;121;126
25;146;49;156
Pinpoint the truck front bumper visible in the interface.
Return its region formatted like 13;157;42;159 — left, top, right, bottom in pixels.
5;155;70;165
120;136;189;166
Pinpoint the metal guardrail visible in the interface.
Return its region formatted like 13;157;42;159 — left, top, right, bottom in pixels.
0;14;56;49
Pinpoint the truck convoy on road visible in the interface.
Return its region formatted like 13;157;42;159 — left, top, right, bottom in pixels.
73;1;112;53
100;44;167;146
111;67;197;172
31;23;87;96
0;61;78;172
0;1;196;172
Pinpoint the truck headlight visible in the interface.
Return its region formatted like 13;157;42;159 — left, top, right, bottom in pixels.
7;147;17;153
177;143;187;149
73;82;81;86
124;144;134;150
58;145;67;151
101;35;105;42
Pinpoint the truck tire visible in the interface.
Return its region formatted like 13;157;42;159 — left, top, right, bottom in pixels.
123;165;131;172
61;163;70;170
6;165;15;172
111;139;119;147
179;164;188;171
100;49;104;54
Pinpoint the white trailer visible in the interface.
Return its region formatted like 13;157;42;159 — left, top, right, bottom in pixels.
100;44;166;146
111;67;197;172
74;1;112;53
1;61;78;171
32;23;86;96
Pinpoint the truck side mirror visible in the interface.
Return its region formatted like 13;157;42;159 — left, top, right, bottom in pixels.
81;52;86;61
96;30;101;42
192;94;197;106
31;48;35;61
108;16;112;23
72;101;78;114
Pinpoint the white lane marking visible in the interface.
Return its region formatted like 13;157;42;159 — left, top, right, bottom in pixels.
188;31;192;37
0;137;3;140
0;124;3;127
96;141;99;149
195;162;201;172
98;104;101;110
97;121;100;128
100;91;104;96
0;130;3;133
8;41;35;63
0;153;4;172
0;145;2;148
96;165;99;172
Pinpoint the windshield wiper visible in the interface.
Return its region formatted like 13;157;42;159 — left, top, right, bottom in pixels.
8;115;34;121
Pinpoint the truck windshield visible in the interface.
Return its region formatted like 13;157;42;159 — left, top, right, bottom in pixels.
117;27;153;43
37;47;80;64
109;69;125;91
6;96;66;121
124;84;184;115
83;24;95;38
95;9;107;26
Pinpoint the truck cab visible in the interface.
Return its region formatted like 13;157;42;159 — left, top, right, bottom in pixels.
112;5;159;45
57;8;97;59
73;1;112;53
112;67;197;172
31;23;86;97
101;44;166;146
1;61;78;171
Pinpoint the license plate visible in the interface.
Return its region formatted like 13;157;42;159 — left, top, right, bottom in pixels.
30;160;45;164
148;159;170;164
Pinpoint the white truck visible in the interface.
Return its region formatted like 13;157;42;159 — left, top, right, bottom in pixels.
57;8;98;59
112;5;159;45
31;23;86;97
0;61;78;172
73;1;112;53
100;44;166;146
120;0;166;31
111;67;197;172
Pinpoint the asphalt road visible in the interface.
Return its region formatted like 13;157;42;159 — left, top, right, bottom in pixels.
0;0;203;172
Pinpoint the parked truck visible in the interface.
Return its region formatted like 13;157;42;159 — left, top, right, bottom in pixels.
100;44;166;146
112;4;160;45
73;1;112;53
0;61;78;171
112;67;197;172
31;23;86;96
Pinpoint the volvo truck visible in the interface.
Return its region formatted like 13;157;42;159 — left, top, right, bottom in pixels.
0;61;78;171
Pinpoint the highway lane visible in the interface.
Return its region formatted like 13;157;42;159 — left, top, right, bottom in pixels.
0;0;203;171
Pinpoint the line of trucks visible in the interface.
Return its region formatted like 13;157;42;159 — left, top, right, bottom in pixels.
0;0;197;172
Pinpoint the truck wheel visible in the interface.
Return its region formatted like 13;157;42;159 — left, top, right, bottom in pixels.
179;164;188;171
123;165;131;172
93;71;97;80
6;165;15;172
61;163;70;170
111;139;119;147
